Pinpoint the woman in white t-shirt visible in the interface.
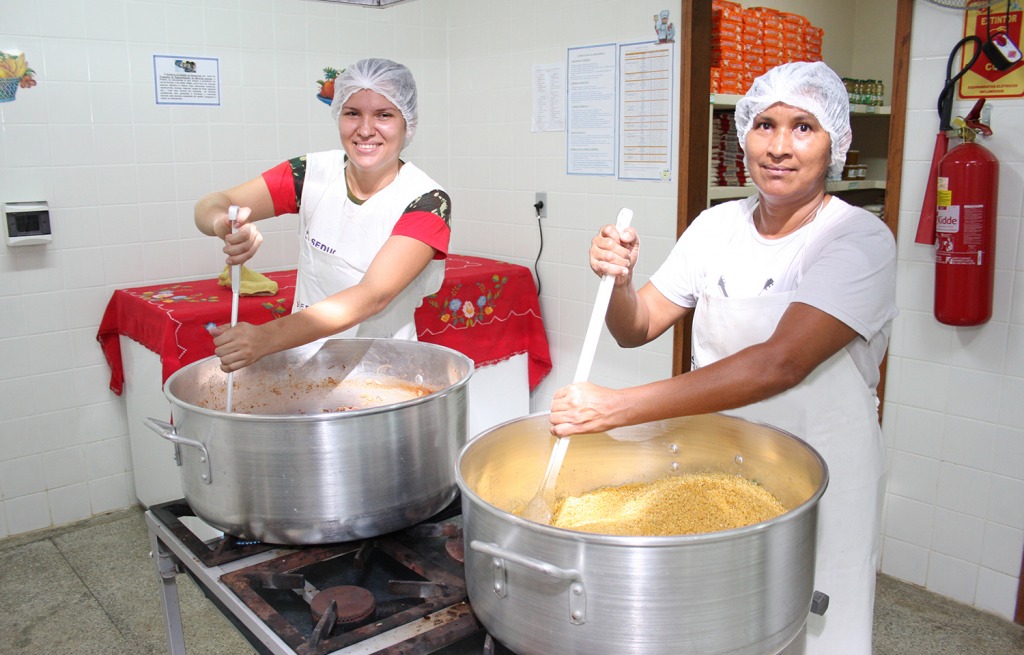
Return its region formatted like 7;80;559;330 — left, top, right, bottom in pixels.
549;61;897;654
194;58;450;372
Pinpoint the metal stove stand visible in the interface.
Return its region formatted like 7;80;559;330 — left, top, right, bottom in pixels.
146;500;500;655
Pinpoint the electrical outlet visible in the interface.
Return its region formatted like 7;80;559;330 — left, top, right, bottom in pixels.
534;192;547;219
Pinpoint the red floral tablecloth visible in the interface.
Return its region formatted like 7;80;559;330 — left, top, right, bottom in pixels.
97;270;297;395
97;255;551;395
414;255;552;390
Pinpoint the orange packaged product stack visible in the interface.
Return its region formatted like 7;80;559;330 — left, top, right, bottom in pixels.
740;10;766;95
712;4;825;96
711;0;745;96
778;11;809;64
748;6;786;80
804;24;824;62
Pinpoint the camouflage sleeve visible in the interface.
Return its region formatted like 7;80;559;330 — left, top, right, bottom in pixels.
289;156;306;211
405;190;451;227
392;189;452;258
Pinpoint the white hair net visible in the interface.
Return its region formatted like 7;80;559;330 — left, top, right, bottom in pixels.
330;58;418;147
734;61;852;179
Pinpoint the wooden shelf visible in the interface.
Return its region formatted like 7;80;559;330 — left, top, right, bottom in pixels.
709;179;886;201
708;185;757;200
710;93;890;115
849;104;890;115
709;93;744;108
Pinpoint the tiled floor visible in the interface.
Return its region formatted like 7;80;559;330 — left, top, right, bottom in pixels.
0;505;1022;655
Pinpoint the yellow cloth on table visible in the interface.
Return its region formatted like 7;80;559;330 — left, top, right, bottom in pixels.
217;265;279;296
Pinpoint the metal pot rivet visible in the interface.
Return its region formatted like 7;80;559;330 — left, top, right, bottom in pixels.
571;583;583;595
572;610;583;621
735;455;744;465
669;462;680;472
668;443;679;454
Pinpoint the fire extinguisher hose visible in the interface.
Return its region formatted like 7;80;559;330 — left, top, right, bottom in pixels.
916;131;949;245
915;36;983;245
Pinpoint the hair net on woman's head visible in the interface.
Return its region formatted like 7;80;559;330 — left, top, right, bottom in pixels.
331;58;418;147
733;61;852;179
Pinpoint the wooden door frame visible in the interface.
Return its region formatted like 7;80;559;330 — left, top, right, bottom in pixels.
671;1;712;375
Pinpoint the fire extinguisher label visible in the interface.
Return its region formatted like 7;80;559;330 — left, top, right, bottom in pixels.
962;204;985;247
936;204;984;266
937;176;951;207
936;249;983;266
936;205;959;233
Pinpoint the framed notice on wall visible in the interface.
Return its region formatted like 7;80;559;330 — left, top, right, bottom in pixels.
153;55;221;106
959;1;1024;99
566;43;618;176
617;40;674;182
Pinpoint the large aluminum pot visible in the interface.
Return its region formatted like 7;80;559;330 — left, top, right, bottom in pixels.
456;412;828;655
146;338;472;545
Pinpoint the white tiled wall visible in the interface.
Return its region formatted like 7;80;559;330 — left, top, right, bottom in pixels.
441;0;682;410
0;0;1021;623
0;0;450;537
879;0;1024;621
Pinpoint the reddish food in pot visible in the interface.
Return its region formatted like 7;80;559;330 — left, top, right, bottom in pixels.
192;368;438;415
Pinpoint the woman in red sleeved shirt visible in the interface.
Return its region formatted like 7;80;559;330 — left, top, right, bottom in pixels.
194;58;451;372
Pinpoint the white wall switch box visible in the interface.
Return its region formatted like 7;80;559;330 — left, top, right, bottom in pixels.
4;201;51;246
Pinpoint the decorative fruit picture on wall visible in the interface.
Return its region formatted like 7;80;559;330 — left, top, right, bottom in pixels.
316;66;342;106
0;51;36;102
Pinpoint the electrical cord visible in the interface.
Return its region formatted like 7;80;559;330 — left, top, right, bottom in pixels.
533;200;544;296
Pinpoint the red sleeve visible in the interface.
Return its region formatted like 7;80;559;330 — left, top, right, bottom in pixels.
261;160;299;215
391;189;452;260
393;211;451;259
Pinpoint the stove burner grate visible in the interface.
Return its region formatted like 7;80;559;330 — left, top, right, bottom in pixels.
147;498;505;653
219;519;478;654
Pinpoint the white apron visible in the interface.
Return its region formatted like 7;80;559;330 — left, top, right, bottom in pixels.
692;267;886;654
293;155;445;341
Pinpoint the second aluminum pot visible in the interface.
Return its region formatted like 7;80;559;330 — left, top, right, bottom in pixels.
456;412;829;655
146;338;472;545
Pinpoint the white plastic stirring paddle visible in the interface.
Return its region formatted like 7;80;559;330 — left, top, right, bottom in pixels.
522;207;634;524
225;205;240;413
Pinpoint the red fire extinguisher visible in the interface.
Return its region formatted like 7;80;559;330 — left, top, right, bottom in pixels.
932;107;999;326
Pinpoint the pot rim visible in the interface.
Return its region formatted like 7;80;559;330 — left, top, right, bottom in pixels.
163;338;474;420
456;411;829;546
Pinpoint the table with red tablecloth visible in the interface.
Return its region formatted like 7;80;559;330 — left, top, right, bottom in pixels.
97;270;298;396
97;255;552;394
411;254;552;390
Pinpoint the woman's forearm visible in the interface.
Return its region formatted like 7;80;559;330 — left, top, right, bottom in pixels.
605;283;649;347
194;192;232;237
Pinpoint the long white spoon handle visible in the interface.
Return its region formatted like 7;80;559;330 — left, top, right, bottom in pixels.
226;205;239;413
572;207;634;384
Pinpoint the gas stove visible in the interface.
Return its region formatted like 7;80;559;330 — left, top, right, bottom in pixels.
145;499;513;654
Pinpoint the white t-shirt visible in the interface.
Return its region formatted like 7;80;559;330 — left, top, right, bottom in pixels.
650;194;897;390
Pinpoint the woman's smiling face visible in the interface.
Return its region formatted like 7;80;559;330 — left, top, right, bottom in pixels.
338;88;407;175
744;102;832;201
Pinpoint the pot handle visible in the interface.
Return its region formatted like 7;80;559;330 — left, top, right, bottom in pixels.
469;540;587;625
144;418;213;485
